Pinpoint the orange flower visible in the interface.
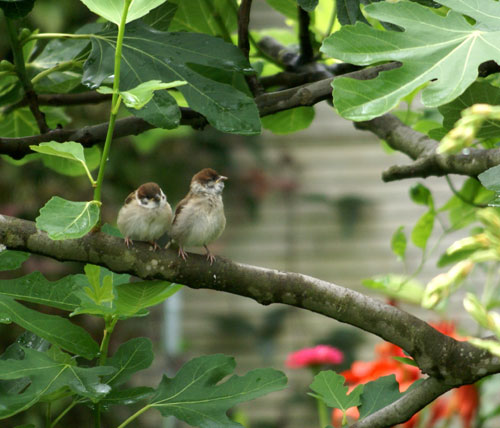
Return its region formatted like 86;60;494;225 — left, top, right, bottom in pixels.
333;320;478;428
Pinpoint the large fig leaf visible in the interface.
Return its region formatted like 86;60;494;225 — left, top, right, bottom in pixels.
82;22;260;135
148;354;287;426
322;0;500;120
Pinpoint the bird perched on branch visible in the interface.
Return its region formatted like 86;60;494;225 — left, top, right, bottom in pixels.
170;168;227;264
117;182;172;250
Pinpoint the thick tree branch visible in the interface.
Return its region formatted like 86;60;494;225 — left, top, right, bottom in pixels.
1;214;499;388
351;377;452;428
355;115;500;181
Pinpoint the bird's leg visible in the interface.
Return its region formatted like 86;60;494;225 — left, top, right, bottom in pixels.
149;241;160;251
124;237;133;248
178;247;188;261
204;245;216;265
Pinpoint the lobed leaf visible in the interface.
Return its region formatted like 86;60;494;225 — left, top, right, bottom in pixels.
104;337;154;386
0;348;113;418
82;22;260;135
148;354;287;426
309;370;363;412
322;0;500;120
358;375;403;419
0;296;99;359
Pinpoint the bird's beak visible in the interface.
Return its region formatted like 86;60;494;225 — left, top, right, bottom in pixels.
216;176;228;183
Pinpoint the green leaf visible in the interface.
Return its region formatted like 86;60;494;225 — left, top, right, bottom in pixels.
83;264;114;306
42;145;101;178
261;107;315;134
337;0;368;25
409;183;433;208
143;1;177;31
439;81;500;139
362;274;423;305
170;0;238;37
0;348;113;418
392;356;418;367
0;107;70;138
104;338;154;386
411;210;435;249
99;79;187;110
298;0;318;12
114;281;183;317
358;375;403;419
100;386;154;405
0;271;81;311
0;0;35;18
309;370;363;412
36;197;100;240
265;0;297;20
30;141;96;185
322;0;500;120
0;250;30;271
149;354;287;426
0;296;99;359
479;165;500;193
390;226;406;261
83;22;260;135
80;0;168;25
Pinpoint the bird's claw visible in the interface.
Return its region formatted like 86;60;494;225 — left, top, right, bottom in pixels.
149;241;160;251
204;245;216;265
124;237;133;248
178;247;188;261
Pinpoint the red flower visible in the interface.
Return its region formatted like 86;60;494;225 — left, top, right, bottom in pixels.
286;345;344;368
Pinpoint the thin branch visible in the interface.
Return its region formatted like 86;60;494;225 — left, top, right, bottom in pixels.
3;91;111;114
237;0;261;95
355;115;500;181
297;6;314;65
1;214;499;388
350;377;452;428
5;19;49;133
0;64;397;158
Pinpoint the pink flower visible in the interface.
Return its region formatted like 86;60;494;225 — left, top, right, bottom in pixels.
286;345;344;368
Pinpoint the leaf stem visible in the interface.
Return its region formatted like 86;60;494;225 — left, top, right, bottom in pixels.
99;316;118;366
50;399;79;428
316;395;329;428
92;0;132;215
116;404;152;428
22;33;92;45
31;60;82;86
5;17;49;133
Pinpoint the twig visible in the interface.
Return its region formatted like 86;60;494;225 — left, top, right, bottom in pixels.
237;0;262;95
5;18;49;133
350;377;452;428
297;6;314;65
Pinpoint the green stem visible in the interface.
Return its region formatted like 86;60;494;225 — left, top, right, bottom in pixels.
23;33;92;45
99;316;118;366
50;400;79;428
92;0;132;215
31;60;82;85
316;396;329;428
46;402;51;428
116;404;152;428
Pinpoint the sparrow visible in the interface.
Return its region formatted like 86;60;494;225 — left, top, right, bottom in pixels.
170;168;227;264
117;182;172;250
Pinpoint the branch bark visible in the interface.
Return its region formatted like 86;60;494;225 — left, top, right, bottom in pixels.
355;115;500;181
1;214;499;386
